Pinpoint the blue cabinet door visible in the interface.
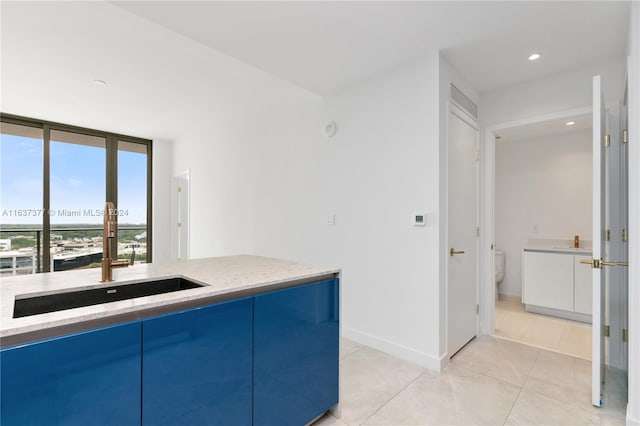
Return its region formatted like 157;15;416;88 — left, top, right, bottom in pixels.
254;278;339;426
142;298;253;426
0;321;141;426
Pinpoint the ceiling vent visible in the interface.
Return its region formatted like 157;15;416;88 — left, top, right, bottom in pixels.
450;84;478;119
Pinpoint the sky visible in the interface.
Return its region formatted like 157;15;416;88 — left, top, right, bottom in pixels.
1;133;147;225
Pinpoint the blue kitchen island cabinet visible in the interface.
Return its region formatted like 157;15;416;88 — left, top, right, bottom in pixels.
142;297;253;426
0;321;141;426
253;278;339;426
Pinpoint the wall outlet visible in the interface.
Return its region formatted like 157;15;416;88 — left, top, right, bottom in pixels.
327;214;336;226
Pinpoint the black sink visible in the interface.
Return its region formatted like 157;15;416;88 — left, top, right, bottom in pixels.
13;277;205;318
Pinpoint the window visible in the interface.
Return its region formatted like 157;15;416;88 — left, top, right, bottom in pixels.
0;114;152;275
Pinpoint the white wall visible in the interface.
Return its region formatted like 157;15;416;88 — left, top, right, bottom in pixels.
495;130;592;297
252;56;444;369
152;139;173;263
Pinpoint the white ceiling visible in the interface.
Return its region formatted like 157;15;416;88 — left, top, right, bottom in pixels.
496;113;592;143
113;1;630;95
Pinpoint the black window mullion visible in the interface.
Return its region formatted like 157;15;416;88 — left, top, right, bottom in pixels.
146;141;152;263
42;124;51;273
106;135;118;259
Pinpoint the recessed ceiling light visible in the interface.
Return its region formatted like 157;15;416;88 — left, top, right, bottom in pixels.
565;121;576;126
528;53;542;61
93;79;108;86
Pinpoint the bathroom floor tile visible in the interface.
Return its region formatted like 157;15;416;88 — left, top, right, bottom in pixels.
557;322;591;359
518;315;567;349
494;299;592;361
494;309;530;340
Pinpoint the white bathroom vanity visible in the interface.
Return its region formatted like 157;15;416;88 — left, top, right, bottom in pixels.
522;247;593;323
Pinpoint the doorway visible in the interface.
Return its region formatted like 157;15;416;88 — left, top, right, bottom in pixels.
482;97;630;407
490;111;593;360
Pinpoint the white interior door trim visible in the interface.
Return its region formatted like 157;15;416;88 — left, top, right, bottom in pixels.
173;169;190;261
479;106;593;335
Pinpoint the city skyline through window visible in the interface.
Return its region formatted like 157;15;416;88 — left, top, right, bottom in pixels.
0;116;152;274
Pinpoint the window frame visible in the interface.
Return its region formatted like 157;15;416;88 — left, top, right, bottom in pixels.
0;113;152;271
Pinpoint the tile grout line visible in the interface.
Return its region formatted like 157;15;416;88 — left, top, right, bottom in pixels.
502;348;542;425
492;333;591;362
357;369;427;426
340;344;365;361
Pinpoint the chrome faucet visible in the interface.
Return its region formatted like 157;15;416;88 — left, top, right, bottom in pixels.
101;201;134;282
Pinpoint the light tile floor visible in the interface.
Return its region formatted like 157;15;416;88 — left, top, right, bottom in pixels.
494;296;592;360
314;336;627;426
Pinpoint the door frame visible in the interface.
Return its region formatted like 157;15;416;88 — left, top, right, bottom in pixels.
479;106;593;335
172;170;190;261
446;100;480;357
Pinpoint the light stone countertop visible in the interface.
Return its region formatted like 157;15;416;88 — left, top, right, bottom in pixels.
0;255;340;344
523;238;593;255
523;246;593;255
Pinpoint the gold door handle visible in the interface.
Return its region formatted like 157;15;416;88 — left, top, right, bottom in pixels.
450;248;465;256
579;258;628;268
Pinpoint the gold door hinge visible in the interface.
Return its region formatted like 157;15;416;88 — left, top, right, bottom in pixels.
178;186;182;193
622;329;628;343
622;229;628;242
604;325;610;337
622;129;628;144
476;227;480;237
177;222;181;228
605;134;611;147
476;304;479;314
606;229;610;241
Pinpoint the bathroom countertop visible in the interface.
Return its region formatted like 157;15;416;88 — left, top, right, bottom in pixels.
523;246;593;255
0;255;340;345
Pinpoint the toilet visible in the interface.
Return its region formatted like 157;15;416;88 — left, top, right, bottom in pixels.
495;249;505;301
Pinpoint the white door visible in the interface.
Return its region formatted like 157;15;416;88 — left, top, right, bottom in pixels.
447;106;479;357
619;80;629;371
587;75;631;407
590;75;607;407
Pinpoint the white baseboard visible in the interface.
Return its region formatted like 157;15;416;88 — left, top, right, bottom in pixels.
498;294;521;303
341;326;445;371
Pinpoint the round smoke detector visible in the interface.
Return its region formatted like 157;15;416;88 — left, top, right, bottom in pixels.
325;121;337;138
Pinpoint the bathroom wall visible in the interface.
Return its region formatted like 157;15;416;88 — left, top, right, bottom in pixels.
495;129;592;297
